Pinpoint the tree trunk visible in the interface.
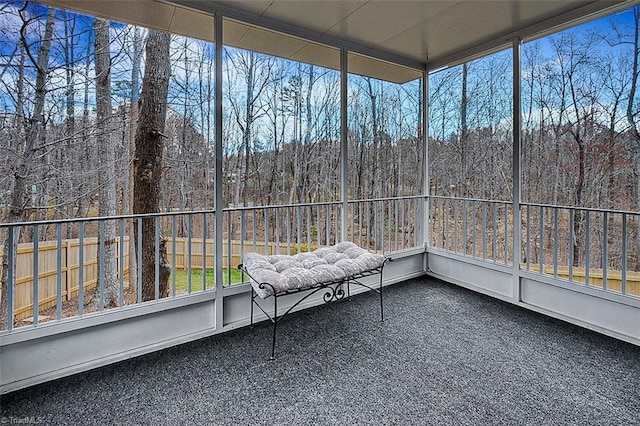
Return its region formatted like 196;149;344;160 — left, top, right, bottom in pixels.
1;8;56;329
460;63;469;197
366;78;379;200
93;18;118;307
627;8;640;271
77;36;92;223
302;65;315;203
133;29;172;302
64;11;76;239
242;53;255;207
127;26;142;294
288;71;302;204
572;139;585;267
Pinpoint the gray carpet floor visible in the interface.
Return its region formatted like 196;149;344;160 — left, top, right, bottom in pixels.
1;277;639;425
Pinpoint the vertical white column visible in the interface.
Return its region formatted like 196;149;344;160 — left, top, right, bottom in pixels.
512;37;522;302
422;70;429;255
340;48;348;242
214;12;224;329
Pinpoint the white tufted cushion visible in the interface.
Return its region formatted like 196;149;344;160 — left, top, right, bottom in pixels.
242;241;386;298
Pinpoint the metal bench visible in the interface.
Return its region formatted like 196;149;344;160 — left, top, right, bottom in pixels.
238;241;389;359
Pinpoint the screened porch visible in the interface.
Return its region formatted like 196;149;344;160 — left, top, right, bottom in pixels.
0;0;639;400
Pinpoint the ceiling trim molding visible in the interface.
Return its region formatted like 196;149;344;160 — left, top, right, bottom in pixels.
38;0;216;41
426;0;636;71
168;0;427;72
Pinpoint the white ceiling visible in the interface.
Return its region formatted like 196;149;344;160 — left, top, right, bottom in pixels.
40;0;631;83
192;0;627;66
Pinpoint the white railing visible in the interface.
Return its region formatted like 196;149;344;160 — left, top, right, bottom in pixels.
3;196;637;332
347;196;424;254
0;197;423;332
428;196;514;266
427;196;640;298
521;203;640;297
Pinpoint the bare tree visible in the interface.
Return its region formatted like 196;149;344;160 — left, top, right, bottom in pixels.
601;7;640;270
133;29;171;302
127;26;142;293
625;8;640;270
1;6;55;329
225;49;277;207
93;18;118;307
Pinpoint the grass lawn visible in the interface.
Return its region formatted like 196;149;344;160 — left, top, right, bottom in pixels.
173;268;245;293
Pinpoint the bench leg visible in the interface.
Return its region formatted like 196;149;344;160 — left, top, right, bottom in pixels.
270;295;278;360
379;272;384;322
250;287;255;328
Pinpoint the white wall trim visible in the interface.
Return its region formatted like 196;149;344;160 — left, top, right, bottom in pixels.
518;300;640;347
0;326;219;395
0;291;216;346
519;269;640;309
427;252;640;347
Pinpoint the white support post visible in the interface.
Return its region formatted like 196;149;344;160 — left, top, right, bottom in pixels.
419;69;430;273
340;48;348;243
512;37;522;303
214;12;224;329
422;70;429;254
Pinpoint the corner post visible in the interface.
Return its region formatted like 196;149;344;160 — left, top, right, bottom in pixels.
512;37;523;303
422;68;430;271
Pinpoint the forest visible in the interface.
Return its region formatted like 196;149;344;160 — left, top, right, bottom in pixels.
0;3;636;226
0;1;638;325
428;10;640;274
0;2;423;220
429;21;639;211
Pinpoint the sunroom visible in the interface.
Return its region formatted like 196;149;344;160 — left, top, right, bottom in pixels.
0;0;638;408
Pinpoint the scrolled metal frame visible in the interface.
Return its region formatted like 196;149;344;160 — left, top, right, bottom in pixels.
239;258;390;360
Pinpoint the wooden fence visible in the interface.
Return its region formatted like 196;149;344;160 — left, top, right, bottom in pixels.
0;238;298;321
0;238;126;321
528;264;640;297
168;239;313;270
